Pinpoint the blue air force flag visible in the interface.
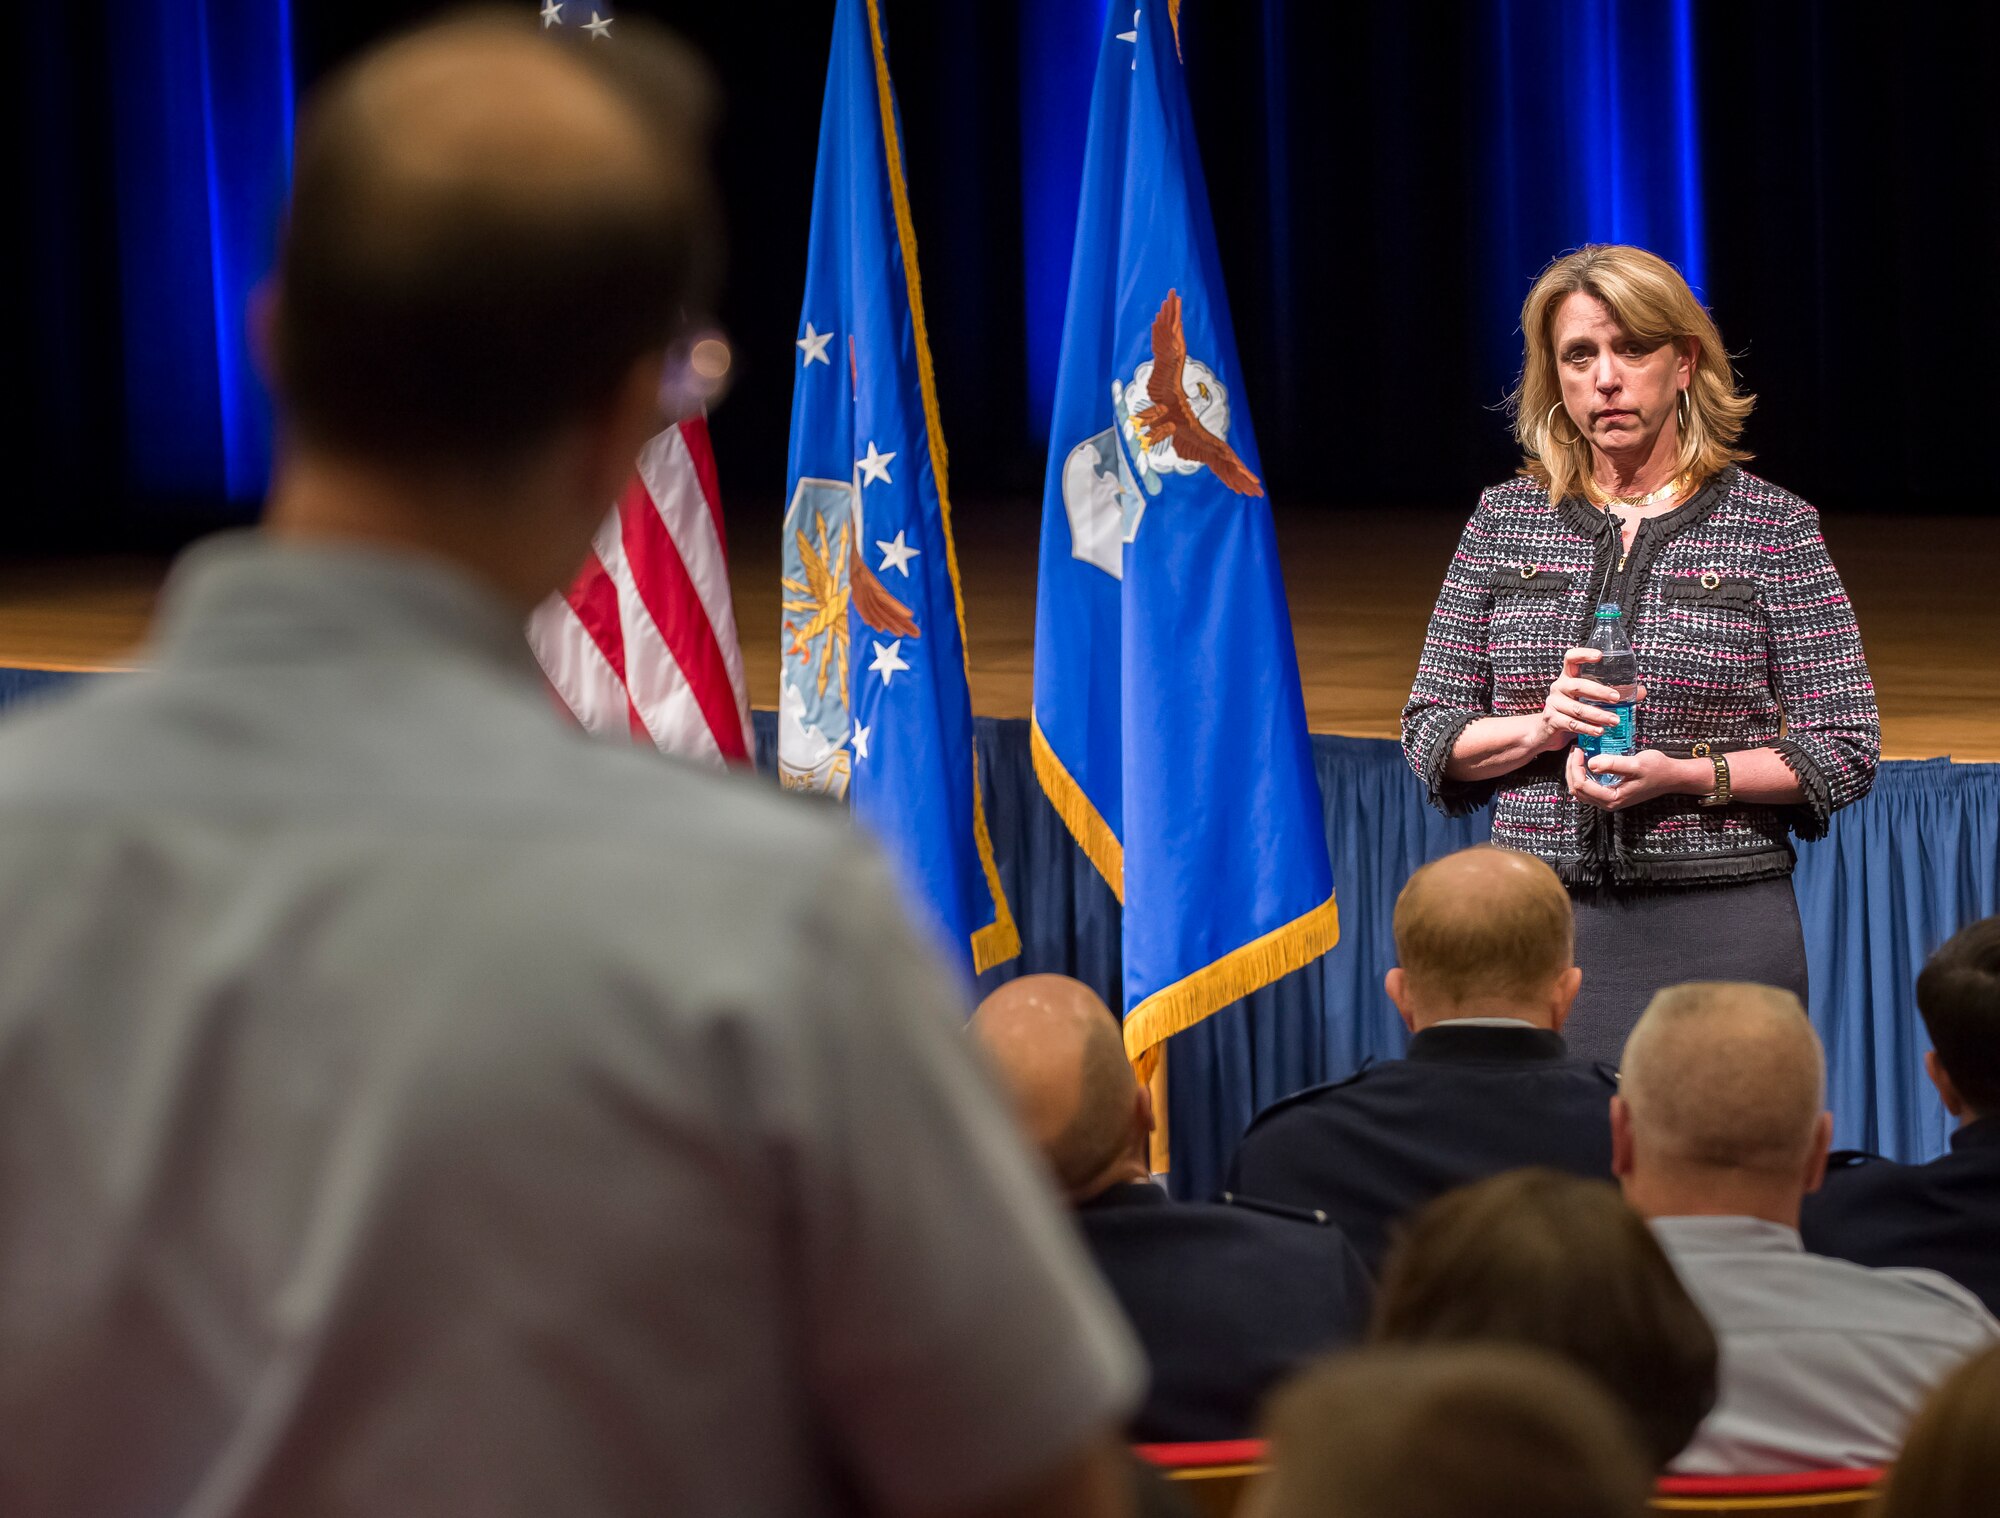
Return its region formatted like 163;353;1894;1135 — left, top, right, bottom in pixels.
1033;1;1336;1069
781;0;1018;976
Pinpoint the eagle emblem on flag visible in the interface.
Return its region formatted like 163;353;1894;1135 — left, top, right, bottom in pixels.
1060;288;1262;580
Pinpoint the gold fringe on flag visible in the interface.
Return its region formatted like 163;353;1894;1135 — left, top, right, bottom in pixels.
1143;1046;1170;1174
1028;713;1125;903
1123;892;1341;1066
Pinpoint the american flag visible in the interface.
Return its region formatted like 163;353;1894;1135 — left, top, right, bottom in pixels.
526;0;750;763
529;415;753;764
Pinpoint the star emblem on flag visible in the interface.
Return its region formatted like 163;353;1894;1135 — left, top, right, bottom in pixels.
876;530;920;576
797;323;834;367
868;638;910;684
857;441;896;486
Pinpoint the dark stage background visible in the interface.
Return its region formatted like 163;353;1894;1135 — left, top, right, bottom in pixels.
9;0;1999;556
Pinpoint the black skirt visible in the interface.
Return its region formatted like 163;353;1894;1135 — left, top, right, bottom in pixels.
1562;875;1809;1066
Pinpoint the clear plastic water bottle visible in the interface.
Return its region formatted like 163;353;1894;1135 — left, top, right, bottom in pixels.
1577;602;1639;787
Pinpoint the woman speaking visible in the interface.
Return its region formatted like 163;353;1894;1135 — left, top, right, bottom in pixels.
1402;245;1879;1064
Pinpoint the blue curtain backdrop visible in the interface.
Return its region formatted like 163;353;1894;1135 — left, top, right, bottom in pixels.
1015;0;1703;463
12;0;296;516
5;666;1994;1199
18;3;2000;522
112;0;293;506
1481;0;1705;390
1017;0;1110;442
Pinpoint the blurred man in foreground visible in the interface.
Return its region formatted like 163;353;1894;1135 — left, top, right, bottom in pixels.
971;975;1371;1442
1617;982;1997;1473
1227;846;1614;1270
0;15;1139;1516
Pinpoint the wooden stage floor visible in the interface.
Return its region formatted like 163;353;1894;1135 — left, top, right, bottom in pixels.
3;505;1996;762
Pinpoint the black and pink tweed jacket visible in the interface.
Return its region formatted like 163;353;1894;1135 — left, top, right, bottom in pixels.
1401;466;1879;887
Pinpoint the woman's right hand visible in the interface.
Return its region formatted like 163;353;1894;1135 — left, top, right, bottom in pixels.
1538;648;1646;752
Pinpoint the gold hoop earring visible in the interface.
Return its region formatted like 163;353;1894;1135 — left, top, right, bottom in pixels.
1546;401;1585;449
1677;389;1690;431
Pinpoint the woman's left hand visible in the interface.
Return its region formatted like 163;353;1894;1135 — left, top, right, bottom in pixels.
1565;748;1708;811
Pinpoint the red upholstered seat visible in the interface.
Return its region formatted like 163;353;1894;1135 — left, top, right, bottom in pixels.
1651;1467;1884;1514
1133;1440;1267;1470
1137;1443;1884;1517
1654;1468;1884;1496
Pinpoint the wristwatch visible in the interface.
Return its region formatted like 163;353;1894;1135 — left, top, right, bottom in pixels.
1694;743;1732;808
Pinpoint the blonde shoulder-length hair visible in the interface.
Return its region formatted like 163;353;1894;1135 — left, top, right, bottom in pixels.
1510;245;1754;503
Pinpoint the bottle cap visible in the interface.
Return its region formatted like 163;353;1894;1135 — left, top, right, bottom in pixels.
1595;603;1621;620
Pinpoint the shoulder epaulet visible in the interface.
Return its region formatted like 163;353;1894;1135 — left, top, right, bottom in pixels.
1241;1058;1378;1133
1592;1061;1620;1088
1824;1148;1886;1173
1221;1192;1331;1226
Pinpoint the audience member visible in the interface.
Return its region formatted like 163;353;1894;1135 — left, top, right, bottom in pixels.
1371;1168;1717;1468
1227;846;1614;1270
1252;1344;1653;1518
1803;915;2000;1313
1615;982;1998;1474
972;974;1372;1443
1868;1344;2000;1518
0;16;1142;1517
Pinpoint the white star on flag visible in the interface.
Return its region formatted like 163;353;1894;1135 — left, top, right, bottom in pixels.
876;530;921;576
583;10;613;39
851;722;871;760
1119;8;1140;63
869;638;910;685
796;323;833;367
540;0;563;27
857;441;896;486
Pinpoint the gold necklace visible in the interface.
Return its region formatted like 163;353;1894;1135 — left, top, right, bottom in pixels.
1585;473;1690;510
1590;473;1696;572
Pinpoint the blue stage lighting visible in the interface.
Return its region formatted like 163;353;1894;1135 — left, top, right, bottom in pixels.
114;0;293;508
1483;0;1707;389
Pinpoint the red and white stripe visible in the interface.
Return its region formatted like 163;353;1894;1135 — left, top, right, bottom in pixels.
529;415;753;765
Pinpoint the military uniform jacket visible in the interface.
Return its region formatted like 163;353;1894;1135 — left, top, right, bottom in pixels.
1076;1182;1373;1443
1801;1119;2000;1317
1225;1022;1617;1272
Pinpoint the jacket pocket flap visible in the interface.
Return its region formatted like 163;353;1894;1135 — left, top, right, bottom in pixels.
1661;575;1757;608
1491;567;1574;595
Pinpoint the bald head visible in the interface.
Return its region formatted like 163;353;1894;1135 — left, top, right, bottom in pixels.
969;976;1144;1201
1621;983;1825;1173
274;9;716;468
343;24;658;188
1391;847;1577;1020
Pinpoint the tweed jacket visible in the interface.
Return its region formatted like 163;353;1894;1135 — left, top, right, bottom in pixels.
1402;467;1879;887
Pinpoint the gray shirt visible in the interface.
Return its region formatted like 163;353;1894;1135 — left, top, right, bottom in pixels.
0;537;1141;1518
1653;1214;1999;1474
